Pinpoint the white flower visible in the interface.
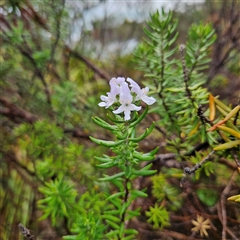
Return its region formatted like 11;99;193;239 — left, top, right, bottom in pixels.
109;77;125;96
98;77;125;108
113;82;141;121
98;93;115;108
99;76;156;121
127;78;156;105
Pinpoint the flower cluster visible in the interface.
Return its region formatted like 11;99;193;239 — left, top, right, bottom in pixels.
99;77;156;120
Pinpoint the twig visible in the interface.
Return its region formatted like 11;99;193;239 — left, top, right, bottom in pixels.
208;0;240;82
179;44;194;104
218;170;239;240
4;30;52;108
197;105;211;124
231;150;240;170
154;31;175;126
18;223;35;240
233;101;239;126
18;47;52;108
49;0;66;64
184;150;215;174
184;142;209;156
219;157;238;170
147;153;181;170
137;224;202;240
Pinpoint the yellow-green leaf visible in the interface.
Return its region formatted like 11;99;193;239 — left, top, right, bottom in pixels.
213;140;240;151
227;194;240;202
217;126;240;138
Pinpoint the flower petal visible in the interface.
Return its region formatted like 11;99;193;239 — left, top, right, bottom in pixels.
129;103;141;112
98;102;107;107
119;82;133;104
113;105;125;114
142;95;156;105
109;77;125;96
123;109;131;120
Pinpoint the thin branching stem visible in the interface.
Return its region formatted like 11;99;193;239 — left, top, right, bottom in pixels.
184;150;215;174
179;44;195;107
18;224;35;240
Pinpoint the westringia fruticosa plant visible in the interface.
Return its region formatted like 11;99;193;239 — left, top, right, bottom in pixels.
89;77;158;239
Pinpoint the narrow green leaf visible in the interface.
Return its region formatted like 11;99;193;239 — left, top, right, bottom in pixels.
129;122;155;142
129;106;148;127
107;192;125;200
105;229;120;237
130;189;148;198
92;116;117;131
99;172;125;181
106;219;120;230
90;136;124;147
95;156;113;163
102;214;120;223
96;161;116;168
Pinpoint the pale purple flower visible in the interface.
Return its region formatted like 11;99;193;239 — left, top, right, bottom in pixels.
98;77;125;108
98;93;116;108
109;77;125;96
99;76;155;120
127;78;156;105
113;82;141;121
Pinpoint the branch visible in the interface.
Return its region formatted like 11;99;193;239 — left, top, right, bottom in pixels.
179;44;194;105
18;46;52;108
219;158;238;170
230;150;240;170
218;170;239;240
135;219;202;240
63;128;90;140
184;151;215;174
8;32;52;104
67;46;111;81
0;97;90;140
0;97;38;124
49;0;66;64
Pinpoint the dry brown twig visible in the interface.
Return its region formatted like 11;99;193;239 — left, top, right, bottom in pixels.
218;170;239;240
18;223;35;240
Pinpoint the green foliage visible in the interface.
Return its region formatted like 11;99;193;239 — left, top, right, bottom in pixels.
134;9;239;234
134;9;181;135
146;204;170;229
5;21;25;44
152;173;182;212
38;177;77;226
14;120;98;184
89;106;157;239
197;188;218;207
134;9;216;148
63;212;105;240
63;191;107;240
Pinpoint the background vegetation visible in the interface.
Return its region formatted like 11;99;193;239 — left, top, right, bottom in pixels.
0;0;239;239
